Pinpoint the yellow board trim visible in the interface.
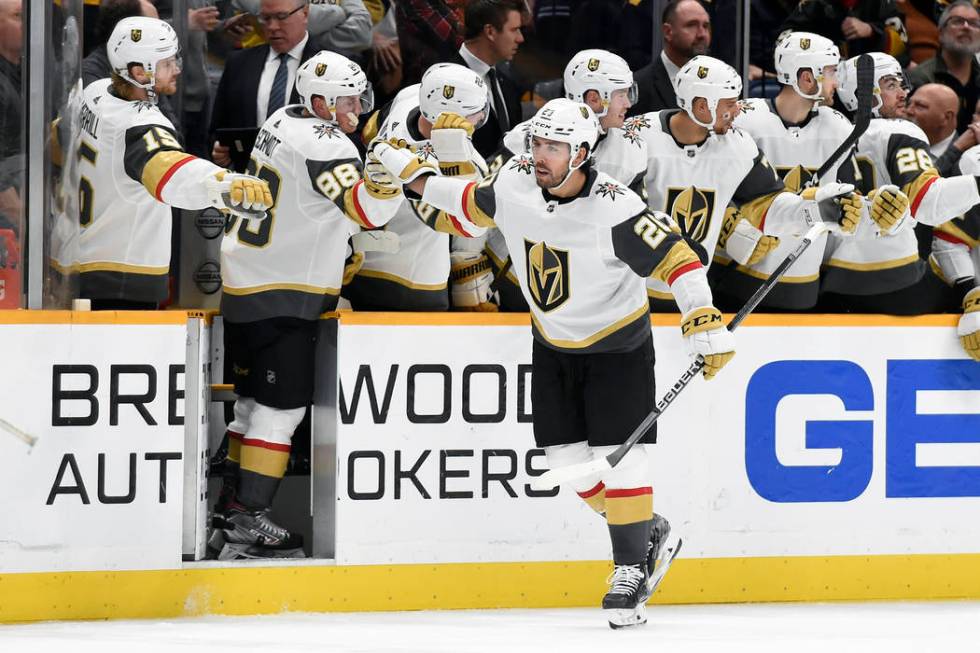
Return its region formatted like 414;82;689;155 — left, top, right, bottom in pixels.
0;310;195;325
531;302;650;350
2;554;980;623
354;268;448;291
223;282;341;296
824;254;920;272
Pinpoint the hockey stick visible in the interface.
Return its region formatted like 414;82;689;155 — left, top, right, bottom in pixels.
530;57;877;492
0;416;38;449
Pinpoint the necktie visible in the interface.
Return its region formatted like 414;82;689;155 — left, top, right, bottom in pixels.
486;67;510;133
266;53;290;118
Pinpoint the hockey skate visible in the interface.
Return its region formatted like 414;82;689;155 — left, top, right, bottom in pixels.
646;514;682;597
603;563;650;629
218;503;306;560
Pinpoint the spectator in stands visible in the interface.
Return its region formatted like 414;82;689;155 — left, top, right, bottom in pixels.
907;83;967;159
367;0;402;108
0;0;23;236
233;0;372;56
82;0;159;88
210;0;319;169
907;1;980;134
455;0;525;158
779;0;908;60
629;0;710;116
900;0;941;63
396;0;464;87
748;0;794;98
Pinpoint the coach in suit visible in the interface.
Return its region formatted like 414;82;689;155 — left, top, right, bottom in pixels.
210;0;319;169
629;0;710;116
454;0;526;159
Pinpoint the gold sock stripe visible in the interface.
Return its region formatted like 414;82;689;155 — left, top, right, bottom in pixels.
239;444;289;479
605;488;653;525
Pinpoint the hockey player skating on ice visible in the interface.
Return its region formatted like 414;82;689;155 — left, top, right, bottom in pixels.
820;52;980;313
346;63;491;311
714;32;859;311
624;55;865;311
214;51;405;559
371;98;734;628
74;17;273;309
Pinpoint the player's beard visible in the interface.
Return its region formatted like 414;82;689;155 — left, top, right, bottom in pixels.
940;31;980;57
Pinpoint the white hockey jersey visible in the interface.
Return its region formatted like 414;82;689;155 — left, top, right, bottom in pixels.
420;156;706;353
723;98;856;308
221;105;401;322
629;110;790;301
351;85;487;309
930;146;980;288
74;79;227;302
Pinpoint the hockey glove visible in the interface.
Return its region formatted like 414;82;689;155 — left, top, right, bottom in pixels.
431;112;485;179
722;211;781;266
799;183;861;235
680;306;735;380
449;251;498;312
867;185;910;236
368;137;438;185
362;156;403;200
207;171;273;220
958;287;980;361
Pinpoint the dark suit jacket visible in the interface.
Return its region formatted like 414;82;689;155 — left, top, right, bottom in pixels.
209;40;320;164
629;55;677;117
450;52;523;159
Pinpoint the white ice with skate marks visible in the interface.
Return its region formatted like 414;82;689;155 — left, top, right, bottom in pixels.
1;601;979;652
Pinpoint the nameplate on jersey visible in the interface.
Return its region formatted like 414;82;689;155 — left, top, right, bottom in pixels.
524;239;570;313
665;186;716;243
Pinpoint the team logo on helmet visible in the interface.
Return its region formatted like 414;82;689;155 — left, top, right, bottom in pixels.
697;66;709;79
315;63;327;76
579;106;590;119
443;85;455;99
666;186;716;243
131;29;142;42
587;58;601;72
525;239;570;312
800;37;811;50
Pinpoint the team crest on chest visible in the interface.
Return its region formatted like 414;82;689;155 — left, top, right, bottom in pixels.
524;239;570;312
509;154;534;174
665;186;716;243
595;181;626;200
777;165;816;194
313;123;340;139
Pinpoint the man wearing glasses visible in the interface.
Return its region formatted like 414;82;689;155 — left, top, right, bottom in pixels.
908;0;980;134
210;0;319;169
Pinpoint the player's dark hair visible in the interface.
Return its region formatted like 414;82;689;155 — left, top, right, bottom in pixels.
95;0;144;48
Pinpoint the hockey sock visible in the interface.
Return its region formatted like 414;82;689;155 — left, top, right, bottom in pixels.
238;436;290;509
605;487;653;565
577;481;606;515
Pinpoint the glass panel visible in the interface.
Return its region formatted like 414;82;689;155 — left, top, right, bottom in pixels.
0;0;25;308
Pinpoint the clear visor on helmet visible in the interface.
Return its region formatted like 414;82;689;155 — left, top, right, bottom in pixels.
466;96;491;129
625;82;639;105
335;86;375;116
157;53;182;75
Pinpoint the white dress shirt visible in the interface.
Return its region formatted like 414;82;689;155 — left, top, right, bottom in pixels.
458;43;508;125
661;50;681;91
930;130;956;158
256;32;310;125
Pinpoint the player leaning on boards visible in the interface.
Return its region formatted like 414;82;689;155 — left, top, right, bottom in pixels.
213;51;404;560
821;52;980;314
712;32;861;311
74;17;272;309
371;98;733;628
623;55;865;312
470;49;649;312
346;63;491;311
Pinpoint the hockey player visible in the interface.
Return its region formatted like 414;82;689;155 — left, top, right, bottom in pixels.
345;63;490;311
471;49;649;311
713;33;857;311
372;98;733;628
215;51;406;559
823;53;980;314
625;55;865;311
75;17;272;309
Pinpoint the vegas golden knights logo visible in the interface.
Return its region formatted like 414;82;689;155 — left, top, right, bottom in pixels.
525;239;570;312
697;66;709;79
315;63;327;76
587;58;600;72
443;85;455;99
800;38;811;50
131;29;142;42
777;165;816;194
665;186;716;243
579;106;590;119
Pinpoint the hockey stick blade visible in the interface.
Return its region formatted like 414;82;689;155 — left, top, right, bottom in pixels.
0;416;38;448
531;223;830;491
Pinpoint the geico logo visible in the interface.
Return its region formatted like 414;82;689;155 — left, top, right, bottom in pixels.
51;364;186;427
340;363;533;425
345;448;558;500
46;451;182;505
745;359;980;502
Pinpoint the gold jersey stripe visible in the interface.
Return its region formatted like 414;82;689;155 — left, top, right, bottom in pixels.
651;240;701;285
935;220;980;249
343;186;375;229
355;268;448;291
646;288;673;300
74;261;170;275
606;493;653;525
463;184;496;228
903;168;940;215
531;302;649;349
738;191;780;229
927;256;953;286
222;282;341;296
824;254;919;272
141;151;195;200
